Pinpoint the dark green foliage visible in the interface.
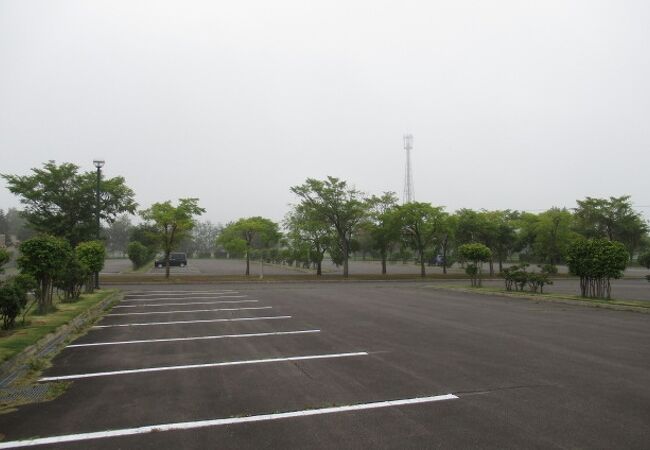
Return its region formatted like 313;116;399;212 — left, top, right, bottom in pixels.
503;264;556;294
566;239;628;299
574;196;649;258
18;235;72;313
127;241;153;269
290;177;368;277
53;255;88;301
2;161;137;245
458;243;492;287
0;275;35;329
0;248;10;272
638;251;650;270
398;202;448;277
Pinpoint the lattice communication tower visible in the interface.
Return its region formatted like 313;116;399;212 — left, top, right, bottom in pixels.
403;134;414;204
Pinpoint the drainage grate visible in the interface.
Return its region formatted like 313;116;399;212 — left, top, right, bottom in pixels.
0;383;51;404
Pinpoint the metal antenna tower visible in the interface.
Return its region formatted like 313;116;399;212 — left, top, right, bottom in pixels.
403;134;414;204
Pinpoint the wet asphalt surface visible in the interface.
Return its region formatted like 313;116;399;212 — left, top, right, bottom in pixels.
0;282;648;449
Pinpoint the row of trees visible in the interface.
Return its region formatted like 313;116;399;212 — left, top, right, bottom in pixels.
223;177;648;278
2;162;649;291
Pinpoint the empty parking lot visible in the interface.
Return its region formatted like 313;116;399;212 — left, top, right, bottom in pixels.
0;282;648;449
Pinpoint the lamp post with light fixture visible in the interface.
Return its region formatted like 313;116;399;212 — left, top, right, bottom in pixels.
93;159;104;289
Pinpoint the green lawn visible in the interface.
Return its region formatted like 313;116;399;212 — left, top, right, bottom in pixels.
0;290;117;364
431;284;650;311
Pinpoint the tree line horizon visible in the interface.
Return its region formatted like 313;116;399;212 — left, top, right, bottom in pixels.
1;162;648;279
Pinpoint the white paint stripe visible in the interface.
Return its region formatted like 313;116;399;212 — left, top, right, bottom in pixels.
107;306;272;316
113;300;259;309
126;290;237;295
92;315;291;328
122;295;246;302
67;330;321;348
0;394;457;448
39;351;368;381
124;292;238;298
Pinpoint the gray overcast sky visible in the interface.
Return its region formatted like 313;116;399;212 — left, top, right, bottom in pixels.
1;0;649;224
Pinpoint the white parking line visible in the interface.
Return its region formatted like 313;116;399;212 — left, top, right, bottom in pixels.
125;290;238;296
113;300;259;309
67;329;321;348
107;306;272;316
0;394;457;448
39;351;369;381
122;295;246;302
92;316;292;328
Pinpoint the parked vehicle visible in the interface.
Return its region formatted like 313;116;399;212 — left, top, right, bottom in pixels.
154;252;187;268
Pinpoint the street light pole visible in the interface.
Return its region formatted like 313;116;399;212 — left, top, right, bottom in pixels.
93;159;105;289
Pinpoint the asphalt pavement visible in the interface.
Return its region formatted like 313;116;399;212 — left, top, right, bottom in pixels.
0;282;648;449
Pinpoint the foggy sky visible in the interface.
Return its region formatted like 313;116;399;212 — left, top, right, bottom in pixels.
1;0;649;224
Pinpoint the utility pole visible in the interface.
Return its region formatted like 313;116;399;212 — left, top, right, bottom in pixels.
403;134;414;204
93;159;105;289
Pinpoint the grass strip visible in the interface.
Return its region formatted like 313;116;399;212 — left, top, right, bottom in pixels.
428;284;650;313
0;290;117;364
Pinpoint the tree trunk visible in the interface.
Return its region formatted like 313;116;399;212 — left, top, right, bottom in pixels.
165;251;171;279
489;260;494;276
245;251;250;276
442;236;449;275
317;261;322;276
342;236;350;278
381;257;387;275
420;250;426;277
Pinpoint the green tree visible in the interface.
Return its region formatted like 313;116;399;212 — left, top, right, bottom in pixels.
566;239;628;299
217;217;280;276
438;214;457;274
4;208;35;243
0;210;8;245
18;235;71;313
365;192;401;275
398;202;447;277
638;251;650;270
574;196;649;257
76;241;106;293
140;198;205;278
0;248;10;272
290;177;368;277
483;210;517;273
190;221;221;257
104;214;132;256
127;241;151;269
284;206;332;276
458;243;492;287
54;253;89;301
2;162;137;245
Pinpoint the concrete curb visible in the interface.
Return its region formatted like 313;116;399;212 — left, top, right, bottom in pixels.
0;290;122;389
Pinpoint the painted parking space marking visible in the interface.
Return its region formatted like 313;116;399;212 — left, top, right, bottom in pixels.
0;394;457;449
124;292;239;299
107;306;272;316
67;329;321;348
92;315;292;329
113;300;259;309
122;295;247;302
39;351;369;381
125;290;238;296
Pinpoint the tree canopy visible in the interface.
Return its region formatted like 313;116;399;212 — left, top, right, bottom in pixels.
2;162;137;245
290;177;367;277
218;217;280;276
140;198;205;278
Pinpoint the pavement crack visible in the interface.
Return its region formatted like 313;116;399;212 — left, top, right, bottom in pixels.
291;361;315;380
